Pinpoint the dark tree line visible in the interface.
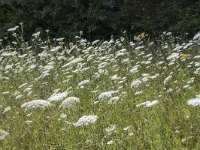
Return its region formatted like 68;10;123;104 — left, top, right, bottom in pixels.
0;0;199;40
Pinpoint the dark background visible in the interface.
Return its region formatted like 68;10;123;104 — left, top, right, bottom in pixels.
0;0;199;40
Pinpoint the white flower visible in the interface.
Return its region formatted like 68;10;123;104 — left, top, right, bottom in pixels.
56;38;65;42
73;115;98;127
194;55;200;59
48;91;68;102
24;87;32;93
123;125;132;131
107;140;115;145
62;57;83;68
2;91;10;95
187;97;200;106
164;75;172;85
108;96;120;104
167;53;179;61
98;62;109;69
27;64;37;71
38;51;48;58
130;65;139;74
78;80;90;88
58;56;67;61
128;132;134;136
110;74;121;81
135;91;143;96
166;32;172;36
7;26;19;32
135;46;144;50
32;31;40;37
60;113;67;118
3;106;11;114
115;52;125;58
50;46;61;52
136;100;159;108
92;40;100;45
105;124;116;134
18;83;28;89
98;91;118;101
131;79;142;88
193;32;200;40
25;120;33;125
15;95;23;100
21;100;51;109
0;129;9;140
13;91;20;97
60;97;80;109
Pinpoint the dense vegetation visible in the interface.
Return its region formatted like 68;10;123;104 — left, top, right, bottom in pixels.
0;26;200;149
0;0;200;149
0;0;200;40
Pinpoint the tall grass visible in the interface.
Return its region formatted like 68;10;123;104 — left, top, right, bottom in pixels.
0;26;200;149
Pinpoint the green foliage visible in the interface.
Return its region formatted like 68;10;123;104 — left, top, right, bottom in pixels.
0;0;199;40
126;0;200;36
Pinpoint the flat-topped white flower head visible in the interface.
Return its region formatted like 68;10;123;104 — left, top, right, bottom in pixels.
187;96;200;106
21;100;51;109
62;57;83;68
167;53;179;61
193;32;200;40
98;91;118;101
78;80;90;88
48;91;68;102
60;97;80;109
131;79;142;88
73;115;98;127
0;129;9;140
136;100;159;108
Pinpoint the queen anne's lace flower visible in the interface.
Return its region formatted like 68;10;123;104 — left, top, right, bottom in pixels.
48;91;68;102
60;97;80;109
21;100;51;109
187;96;200;106
0;129;9;140
136;100;159;108
73;115;98;127
98;91;118;101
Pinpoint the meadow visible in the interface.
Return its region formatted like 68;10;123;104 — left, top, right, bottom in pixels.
0;25;200;149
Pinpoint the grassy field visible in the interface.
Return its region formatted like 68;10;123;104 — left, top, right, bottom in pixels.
0;28;200;149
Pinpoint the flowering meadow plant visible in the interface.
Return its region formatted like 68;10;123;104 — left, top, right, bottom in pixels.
0;27;200;149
